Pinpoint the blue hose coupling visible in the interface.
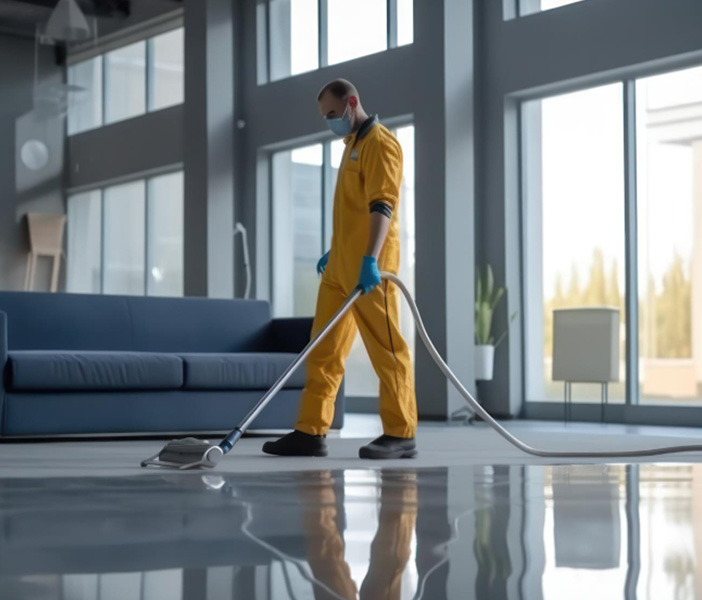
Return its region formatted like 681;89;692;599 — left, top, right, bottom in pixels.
219;428;244;454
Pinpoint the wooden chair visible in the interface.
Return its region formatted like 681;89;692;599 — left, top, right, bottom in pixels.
24;212;66;293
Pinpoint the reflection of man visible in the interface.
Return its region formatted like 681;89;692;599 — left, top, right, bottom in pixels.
301;470;418;600
263;78;417;460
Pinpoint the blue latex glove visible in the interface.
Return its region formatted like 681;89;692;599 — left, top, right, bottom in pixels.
316;251;330;276
357;256;381;294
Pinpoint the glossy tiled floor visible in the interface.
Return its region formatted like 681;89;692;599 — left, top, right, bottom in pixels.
2;462;702;599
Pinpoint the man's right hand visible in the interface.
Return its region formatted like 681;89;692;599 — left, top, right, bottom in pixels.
316;251;330;276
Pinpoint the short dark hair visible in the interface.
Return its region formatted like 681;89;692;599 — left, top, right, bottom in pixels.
317;78;358;102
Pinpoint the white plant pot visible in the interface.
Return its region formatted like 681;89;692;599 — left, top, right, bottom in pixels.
475;345;495;381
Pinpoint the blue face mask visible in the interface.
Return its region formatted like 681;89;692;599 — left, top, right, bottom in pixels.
326;104;353;137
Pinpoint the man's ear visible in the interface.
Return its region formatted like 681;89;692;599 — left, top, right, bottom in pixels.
348;95;358;109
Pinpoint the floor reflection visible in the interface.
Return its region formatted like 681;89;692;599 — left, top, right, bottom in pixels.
1;464;702;599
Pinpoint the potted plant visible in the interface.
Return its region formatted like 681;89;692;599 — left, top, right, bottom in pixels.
475;264;518;381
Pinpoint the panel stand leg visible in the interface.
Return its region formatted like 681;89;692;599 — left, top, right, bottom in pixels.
601;382;608;424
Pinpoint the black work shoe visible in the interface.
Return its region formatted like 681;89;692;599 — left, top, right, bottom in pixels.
359;434;417;459
262;430;328;457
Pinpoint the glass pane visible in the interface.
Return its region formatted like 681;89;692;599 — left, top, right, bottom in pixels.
104;42;146;124
345;125;416;397
272;144;323;317
147;172;184;297
67;190;102;293
327;0;387;66
326;139;345;249
103;181;145;295
636;66;702;405
149;28;184;111
397;0;413;46
142;569;183;598
541;0;584;9
520;0;585;16
269;0;319;81
523;84;626;404
67;57;103;135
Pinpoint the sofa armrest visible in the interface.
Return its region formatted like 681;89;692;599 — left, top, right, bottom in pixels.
266;317;314;353
0;311;6;429
267;317;345;429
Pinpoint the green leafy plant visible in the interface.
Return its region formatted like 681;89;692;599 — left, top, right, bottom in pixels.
475;264;518;347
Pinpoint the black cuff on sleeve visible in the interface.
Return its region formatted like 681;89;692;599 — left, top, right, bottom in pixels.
369;201;393;219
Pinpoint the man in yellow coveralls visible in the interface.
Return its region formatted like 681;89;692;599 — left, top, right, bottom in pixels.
263;79;417;459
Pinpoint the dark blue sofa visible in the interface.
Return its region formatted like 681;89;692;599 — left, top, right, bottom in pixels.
0;292;344;437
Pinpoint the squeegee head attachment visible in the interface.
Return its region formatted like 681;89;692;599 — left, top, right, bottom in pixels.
140;437;223;470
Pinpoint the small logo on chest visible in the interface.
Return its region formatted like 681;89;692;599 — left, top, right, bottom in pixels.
350;150;359;161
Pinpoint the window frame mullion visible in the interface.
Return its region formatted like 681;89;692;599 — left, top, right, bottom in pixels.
387;0;398;49
318;0;328;68
144;178;150;296
145;37;153;112
100;189;106;294
623;79;640;408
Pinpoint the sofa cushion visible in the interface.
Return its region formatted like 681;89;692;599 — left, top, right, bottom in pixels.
8;351;183;391
179;353;306;390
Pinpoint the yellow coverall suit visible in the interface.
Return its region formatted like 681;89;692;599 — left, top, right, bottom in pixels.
295;119;417;438
302;470;418;600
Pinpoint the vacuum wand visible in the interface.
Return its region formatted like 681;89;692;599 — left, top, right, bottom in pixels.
141;285;363;469
218;285;363;454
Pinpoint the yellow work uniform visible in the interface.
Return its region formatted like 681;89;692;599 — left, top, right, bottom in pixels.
295;118;417;438
302;470;417;600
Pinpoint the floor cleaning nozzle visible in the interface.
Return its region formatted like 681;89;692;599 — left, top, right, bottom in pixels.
140;437;223;470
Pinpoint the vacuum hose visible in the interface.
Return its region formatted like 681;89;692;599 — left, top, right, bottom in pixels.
217;272;702;460
383;271;702;459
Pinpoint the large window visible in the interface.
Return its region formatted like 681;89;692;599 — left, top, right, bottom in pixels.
67;171;184;297
67;26;184;135
271;125;415;398
523;84;626;405
636;66;702;405
258;0;413;83
523;65;702;411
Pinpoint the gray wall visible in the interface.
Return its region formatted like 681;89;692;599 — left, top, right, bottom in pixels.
67;105;183;189
0;34;64;292
476;0;702;416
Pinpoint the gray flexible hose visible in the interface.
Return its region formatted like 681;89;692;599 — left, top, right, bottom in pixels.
381;271;702;459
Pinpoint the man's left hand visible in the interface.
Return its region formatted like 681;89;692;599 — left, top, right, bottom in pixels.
357;256;382;294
